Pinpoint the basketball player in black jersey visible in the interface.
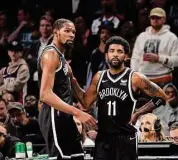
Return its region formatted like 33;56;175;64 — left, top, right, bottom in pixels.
78;36;169;160
37;18;96;159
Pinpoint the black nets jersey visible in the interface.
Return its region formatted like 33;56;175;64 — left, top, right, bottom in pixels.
97;67;137;135
37;44;83;158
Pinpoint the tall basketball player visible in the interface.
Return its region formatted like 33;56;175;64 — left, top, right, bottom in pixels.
81;36;168;160
37;18;96;159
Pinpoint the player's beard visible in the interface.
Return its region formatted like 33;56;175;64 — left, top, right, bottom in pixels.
108;58;123;69
64;40;74;49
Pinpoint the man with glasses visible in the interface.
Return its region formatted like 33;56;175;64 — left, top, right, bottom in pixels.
131;7;178;89
169;121;178;144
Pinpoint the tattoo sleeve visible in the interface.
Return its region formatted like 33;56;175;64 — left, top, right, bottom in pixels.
139;74;168;100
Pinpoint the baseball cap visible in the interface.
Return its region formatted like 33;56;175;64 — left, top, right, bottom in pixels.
8;102;25;112
149;7;166;17
7;41;24;52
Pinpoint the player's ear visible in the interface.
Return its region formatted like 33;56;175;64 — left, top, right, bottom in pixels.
53;28;57;35
105;53;108;63
124;54;128;61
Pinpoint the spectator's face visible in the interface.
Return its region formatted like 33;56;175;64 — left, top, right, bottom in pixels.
0;14;7;28
39;19;53;38
74;17;85;32
0;101;7;120
165;87;177;99
106;44;126;69
150;16;165;30
8;109;23;126
17;10;28;23
8;50;22;62
100;29;111;43
170;128;178;144
25;96;36;108
55;22;76;48
2;93;15;104
74;117;83;134
140;115;155;137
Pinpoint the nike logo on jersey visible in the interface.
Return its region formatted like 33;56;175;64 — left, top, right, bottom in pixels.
121;79;127;83
120;79;127;86
130;136;136;140
102;80;108;83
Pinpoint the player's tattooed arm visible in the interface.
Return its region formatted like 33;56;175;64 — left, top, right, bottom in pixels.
132;72;169;101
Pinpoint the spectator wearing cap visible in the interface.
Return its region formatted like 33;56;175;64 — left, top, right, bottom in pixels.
7;102;44;145
131;7;178;88
0;41;30;104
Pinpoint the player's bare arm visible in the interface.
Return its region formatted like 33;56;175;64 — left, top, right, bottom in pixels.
40;51;96;126
130;72;169;124
67;64;86;105
40;50;81;116
84;71;102;109
132;72;169;101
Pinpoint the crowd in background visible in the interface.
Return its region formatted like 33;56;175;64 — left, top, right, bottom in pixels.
0;0;178;158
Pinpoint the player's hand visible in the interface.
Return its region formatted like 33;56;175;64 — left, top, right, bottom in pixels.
129;112;139;125
87;130;98;141
75;111;97;130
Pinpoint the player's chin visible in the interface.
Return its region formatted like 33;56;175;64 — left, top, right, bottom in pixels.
65;41;74;48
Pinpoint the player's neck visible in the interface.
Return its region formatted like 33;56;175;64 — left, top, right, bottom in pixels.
52;41;65;54
109;64;125;75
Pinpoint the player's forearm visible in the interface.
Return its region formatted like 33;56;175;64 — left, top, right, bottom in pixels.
40;90;81;116
130;97;165;124
71;77;87;107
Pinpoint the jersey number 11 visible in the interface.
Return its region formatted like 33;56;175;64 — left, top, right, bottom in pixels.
107;101;116;116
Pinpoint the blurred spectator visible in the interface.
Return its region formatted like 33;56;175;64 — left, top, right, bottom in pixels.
28;15;53;97
0;41;29;103
0;98;10;125
153;83;178;136
70;16;93;88
0;11;11;69
117;21;137;61
169;121;178;144
0;10;10;45
7;102;44;144
135;0;151;34
8;6;39;56
131;7;178;88
2;92;15;104
139;113;166;142
91;0;121;35
0;122;21;159
86;21;114;89
151;0;168;8
24;95;38;119
73;116;95;146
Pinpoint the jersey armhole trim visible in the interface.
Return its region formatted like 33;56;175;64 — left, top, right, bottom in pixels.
97;70;106;93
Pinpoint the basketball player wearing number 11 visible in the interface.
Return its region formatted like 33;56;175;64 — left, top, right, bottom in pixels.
81;36;168;160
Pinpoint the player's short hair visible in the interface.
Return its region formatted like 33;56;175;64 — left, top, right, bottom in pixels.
105;36;130;54
53;18;73;30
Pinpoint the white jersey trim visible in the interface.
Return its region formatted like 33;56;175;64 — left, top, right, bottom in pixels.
107;68;129;83
97;70;106;93
51;107;84;159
